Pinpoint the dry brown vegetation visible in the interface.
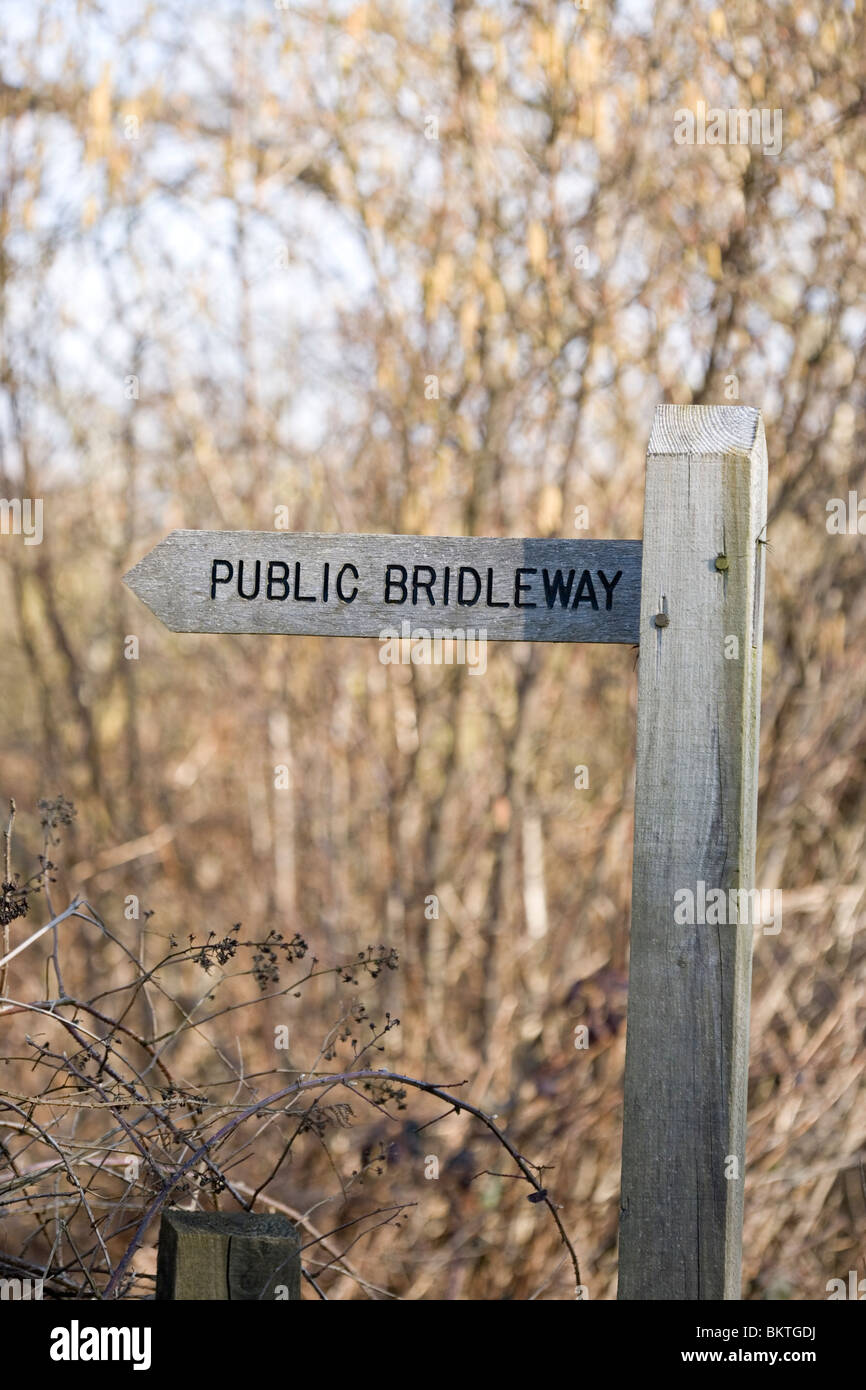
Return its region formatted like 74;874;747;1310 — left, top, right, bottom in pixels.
1;0;865;1299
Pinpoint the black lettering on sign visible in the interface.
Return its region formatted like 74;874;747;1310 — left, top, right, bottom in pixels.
412;566;436;605
293;561;316;601
266;561;289;600
237;559;261;600
572;570;597;609
514;568;537;608
336;563;359;602
458;566;481;606
211;559;233;598
384;565;407;603
598;569;622;610
485;567;509;608
204;554;626;622
542;568;575;608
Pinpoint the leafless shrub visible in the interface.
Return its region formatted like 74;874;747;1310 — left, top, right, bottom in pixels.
0;803;580;1300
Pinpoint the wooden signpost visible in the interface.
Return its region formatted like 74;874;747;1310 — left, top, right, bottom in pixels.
124;532;642;644
125;404;768;1300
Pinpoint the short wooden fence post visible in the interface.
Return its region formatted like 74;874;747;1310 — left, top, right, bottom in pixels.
156;1210;301;1301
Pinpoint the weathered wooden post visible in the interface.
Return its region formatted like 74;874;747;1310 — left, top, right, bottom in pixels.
618;405;767;1299
156;1210;301;1300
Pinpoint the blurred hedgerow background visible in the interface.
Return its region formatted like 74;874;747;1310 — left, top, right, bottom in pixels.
1;0;865;1299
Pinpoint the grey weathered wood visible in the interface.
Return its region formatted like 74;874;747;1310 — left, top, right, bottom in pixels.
124;532;641;643
618;404;767;1299
156;1210;301;1300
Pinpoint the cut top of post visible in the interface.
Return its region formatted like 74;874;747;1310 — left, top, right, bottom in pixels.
648;403;763;459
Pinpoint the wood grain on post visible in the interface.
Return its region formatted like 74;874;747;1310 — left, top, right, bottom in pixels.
156;1210;301;1300
618;404;767;1300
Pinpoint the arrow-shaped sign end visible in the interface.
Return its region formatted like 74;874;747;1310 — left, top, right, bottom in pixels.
122;533;186;629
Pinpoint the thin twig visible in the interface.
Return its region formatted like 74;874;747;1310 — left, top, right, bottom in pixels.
102;1067;582;1299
